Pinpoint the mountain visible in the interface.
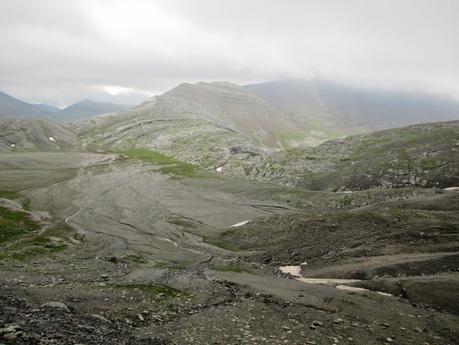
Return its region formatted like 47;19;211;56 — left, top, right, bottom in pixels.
80;81;307;168
245;79;459;143
0;90;131;122
0;118;76;152
0;91;48;118
36;104;60;113
53;99;131;122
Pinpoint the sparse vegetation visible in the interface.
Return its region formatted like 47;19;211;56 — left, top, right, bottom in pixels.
0;190;19;199
0;221;71;261
118;148;202;177
0;207;40;243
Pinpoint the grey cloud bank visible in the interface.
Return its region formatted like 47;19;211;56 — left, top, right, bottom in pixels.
0;0;458;106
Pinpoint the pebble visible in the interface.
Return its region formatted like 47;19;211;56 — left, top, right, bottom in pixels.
0;326;18;335
3;333;19;340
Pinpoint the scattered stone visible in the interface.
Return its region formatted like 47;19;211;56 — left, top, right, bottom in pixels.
0;326;17;335
90;314;111;323
41;302;70;312
3;332;19;341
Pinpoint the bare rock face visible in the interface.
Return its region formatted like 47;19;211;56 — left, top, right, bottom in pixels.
241;120;459;190
0;118;77;152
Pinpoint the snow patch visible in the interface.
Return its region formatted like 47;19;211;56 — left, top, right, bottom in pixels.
279;265;393;297
155;236;178;247
231;220;251;227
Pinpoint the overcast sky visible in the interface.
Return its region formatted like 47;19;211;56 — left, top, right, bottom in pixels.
0;0;458;107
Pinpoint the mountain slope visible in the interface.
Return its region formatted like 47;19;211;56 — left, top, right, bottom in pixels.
53;99;131;122
246;80;459;142
0;118;76;152
0;91;47;118
222;120;459;190
79;81;307;169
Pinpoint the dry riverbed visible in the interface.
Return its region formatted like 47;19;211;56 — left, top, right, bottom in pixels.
1;151;458;344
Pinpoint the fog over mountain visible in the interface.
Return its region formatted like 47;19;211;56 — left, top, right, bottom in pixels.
0;0;458;105
246;80;459;140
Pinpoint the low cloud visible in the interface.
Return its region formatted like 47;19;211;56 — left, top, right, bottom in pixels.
0;0;458;106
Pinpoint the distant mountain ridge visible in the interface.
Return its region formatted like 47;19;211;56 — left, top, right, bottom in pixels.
53;99;131;122
0;90;131;122
3;80;459;147
36;104;60;113
245;79;459;142
0;91;48;118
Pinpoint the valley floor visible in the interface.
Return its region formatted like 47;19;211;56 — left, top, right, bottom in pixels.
0;151;458;345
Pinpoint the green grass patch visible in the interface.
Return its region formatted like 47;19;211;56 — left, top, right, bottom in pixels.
0;191;19;199
0;222;71;261
124;253;148;264
0;207;40;243
118;148;201;177
420;157;444;170
205;234;242;252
